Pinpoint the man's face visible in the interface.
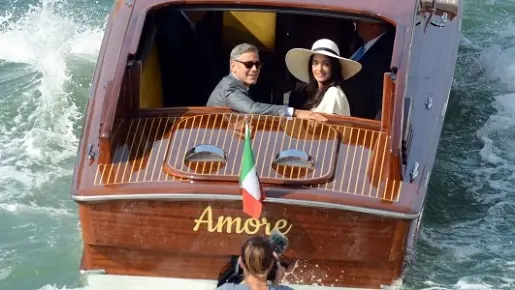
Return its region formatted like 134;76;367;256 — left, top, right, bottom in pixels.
185;11;207;23
230;51;262;86
355;20;385;41
355;20;369;40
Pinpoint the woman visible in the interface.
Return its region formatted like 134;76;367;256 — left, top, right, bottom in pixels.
217;236;292;290
285;39;362;116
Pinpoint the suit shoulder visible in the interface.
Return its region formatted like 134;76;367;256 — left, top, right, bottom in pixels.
227;75;246;87
225;77;248;93
217;75;239;89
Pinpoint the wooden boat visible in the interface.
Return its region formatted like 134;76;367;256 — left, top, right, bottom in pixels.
70;0;462;289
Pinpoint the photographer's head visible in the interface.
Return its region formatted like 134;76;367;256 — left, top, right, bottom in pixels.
216;235;290;290
239;236;275;280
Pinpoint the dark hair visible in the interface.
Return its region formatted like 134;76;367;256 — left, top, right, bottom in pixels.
304;54;344;110
240;236;275;279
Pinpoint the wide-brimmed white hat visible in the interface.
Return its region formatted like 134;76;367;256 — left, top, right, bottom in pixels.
285;39;362;83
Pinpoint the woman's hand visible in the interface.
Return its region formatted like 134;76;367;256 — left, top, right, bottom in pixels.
293;109;328;122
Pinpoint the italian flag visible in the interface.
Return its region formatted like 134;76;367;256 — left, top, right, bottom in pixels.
240;120;264;219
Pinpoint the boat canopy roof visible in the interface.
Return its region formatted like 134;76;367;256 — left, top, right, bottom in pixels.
131;0;461;25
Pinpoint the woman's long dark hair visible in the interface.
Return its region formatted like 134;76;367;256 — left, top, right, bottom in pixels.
303;54;344;110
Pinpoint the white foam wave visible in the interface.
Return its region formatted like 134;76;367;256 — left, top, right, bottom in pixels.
418;277;515;290
0;202;73;217
460;35;482;51
37;285;90;290
0;267;12;280
409;12;515;290
481;46;515;91
474;93;515;202
465;15;515;203
0;0;104;198
447;18;515;290
0;1;105;289
455;276;515;289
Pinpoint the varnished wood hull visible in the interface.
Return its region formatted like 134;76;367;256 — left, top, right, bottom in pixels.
71;0;462;288
83;274;387;290
78;199;412;288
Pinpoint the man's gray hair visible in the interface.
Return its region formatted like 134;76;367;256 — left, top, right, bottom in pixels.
230;43;259;61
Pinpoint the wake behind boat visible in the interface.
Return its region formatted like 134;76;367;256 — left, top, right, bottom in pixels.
70;0;462;289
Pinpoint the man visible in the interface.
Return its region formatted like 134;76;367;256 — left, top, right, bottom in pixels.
155;10;224;107
207;43;327;122
342;20;394;120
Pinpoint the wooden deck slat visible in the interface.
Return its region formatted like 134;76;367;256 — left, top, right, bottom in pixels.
94;116;401;201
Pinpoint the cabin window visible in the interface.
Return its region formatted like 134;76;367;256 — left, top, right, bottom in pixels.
128;6;396;124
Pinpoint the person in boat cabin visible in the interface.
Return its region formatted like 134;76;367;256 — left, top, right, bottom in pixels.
207;43;328;122
342;20;395;120
284;39;362;115
216;236;293;290
155;9;225;107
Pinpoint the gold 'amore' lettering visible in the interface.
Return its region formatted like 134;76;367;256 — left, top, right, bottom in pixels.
192;206;292;235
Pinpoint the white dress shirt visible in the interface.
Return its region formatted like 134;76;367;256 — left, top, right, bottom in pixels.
350;33;385;60
180;11;196;30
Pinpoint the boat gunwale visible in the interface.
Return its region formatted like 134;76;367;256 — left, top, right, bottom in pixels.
71;178;416;217
138;107;384;130
71;193;419;219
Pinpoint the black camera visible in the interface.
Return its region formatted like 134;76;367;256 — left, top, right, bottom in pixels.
267;260;289;282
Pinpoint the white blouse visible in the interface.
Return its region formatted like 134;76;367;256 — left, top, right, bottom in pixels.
311;85;351;116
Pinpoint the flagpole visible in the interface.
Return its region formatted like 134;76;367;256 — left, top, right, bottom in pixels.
239;115;264;219
244;115;249;140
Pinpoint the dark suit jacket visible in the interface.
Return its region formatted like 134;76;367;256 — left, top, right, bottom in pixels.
155;11;225;107
342;30;394;119
207;74;289;116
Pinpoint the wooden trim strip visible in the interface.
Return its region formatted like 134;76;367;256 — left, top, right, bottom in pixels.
72;194;418;219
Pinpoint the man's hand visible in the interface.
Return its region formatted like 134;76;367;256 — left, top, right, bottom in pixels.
293;109;328;122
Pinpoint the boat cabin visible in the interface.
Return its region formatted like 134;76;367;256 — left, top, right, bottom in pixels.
95;2;406;201
130;6;395;112
98;1;404;177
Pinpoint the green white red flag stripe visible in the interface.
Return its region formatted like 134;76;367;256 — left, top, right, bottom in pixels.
239;119;264;219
